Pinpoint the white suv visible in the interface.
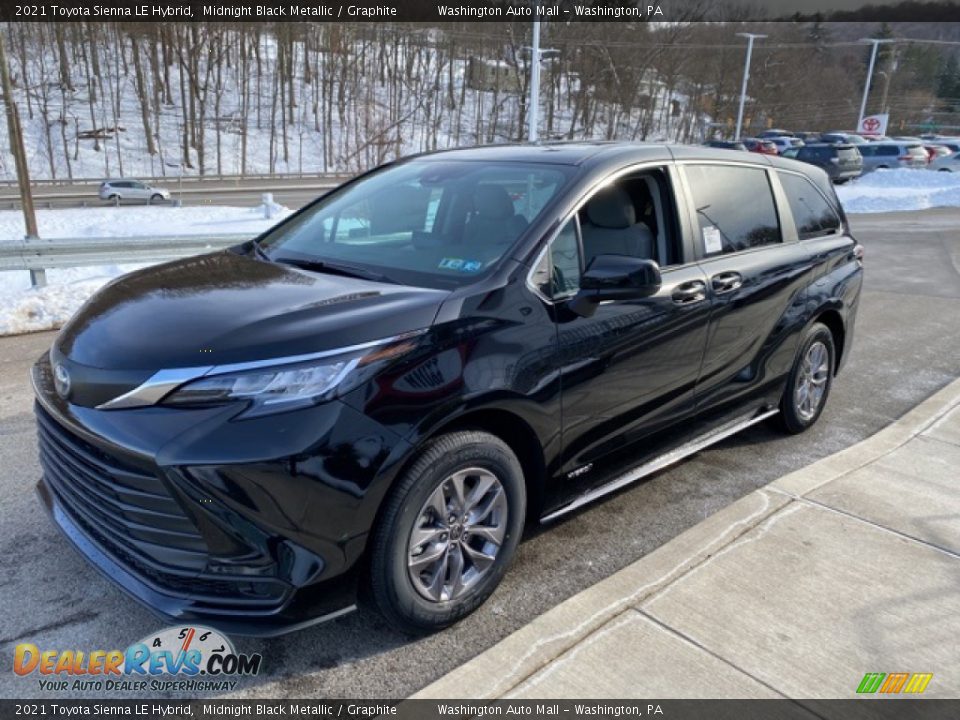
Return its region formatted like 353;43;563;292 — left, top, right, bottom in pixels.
98;180;171;204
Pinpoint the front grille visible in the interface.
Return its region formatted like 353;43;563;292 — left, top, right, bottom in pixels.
36;407;208;569
36;405;288;613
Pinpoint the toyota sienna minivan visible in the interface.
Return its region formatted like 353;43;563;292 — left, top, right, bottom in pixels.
33;143;863;634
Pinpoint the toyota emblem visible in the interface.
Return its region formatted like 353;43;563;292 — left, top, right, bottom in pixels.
53;363;71;399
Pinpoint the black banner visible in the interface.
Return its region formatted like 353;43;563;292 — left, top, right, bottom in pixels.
2;0;960;23
4;700;960;719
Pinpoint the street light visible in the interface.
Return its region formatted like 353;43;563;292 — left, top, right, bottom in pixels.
735;33;766;141
525;15;559;143
858;38;897;131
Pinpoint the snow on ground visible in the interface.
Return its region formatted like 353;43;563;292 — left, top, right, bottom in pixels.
836;168;960;214
2;168;959;336
0;203;291;241
0;204;290;336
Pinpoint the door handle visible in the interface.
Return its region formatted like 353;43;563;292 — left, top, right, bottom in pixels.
671;280;707;305
711;271;743;294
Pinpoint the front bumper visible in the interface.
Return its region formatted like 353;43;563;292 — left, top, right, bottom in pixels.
32;355;411;636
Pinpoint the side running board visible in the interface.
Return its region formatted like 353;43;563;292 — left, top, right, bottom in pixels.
540;408;780;523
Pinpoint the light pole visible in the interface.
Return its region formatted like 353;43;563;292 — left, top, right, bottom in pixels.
858;38;896;131
734;33;765;141
525;16;559;143
528;18;541;143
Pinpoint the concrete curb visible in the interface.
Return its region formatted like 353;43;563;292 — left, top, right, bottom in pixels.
413;377;960;700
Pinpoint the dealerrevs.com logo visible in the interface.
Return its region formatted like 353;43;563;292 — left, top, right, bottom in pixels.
14;625;262;693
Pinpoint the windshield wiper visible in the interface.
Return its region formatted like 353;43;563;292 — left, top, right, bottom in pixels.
249;238;270;261
272;256;398;285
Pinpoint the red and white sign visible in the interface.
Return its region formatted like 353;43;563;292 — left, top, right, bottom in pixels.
859;114;889;136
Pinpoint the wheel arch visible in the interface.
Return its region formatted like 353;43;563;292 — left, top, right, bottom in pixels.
419;408;548;521
812;308;845;374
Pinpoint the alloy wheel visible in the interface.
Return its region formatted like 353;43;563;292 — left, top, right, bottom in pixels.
407;467;508;603
794;340;830;422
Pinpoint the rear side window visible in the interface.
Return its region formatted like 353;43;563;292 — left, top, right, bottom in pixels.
879;145;899;156
778;173;841;240
684;164;781;256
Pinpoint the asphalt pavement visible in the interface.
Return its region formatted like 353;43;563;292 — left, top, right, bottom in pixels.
0;208;958;699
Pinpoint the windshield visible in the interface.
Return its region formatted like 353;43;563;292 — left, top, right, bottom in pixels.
259;160;571;289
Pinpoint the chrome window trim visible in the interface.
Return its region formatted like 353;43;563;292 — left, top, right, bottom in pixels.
96;329;426;411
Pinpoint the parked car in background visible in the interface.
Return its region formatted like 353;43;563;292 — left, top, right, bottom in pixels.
769;136;805;154
931;151;960;172
32;143;863;634
742;138;779;155
932;139;960;153
789;143;863;183
820;132;868;146
758;129;794;138
794;131;822;143
98;179;171;204
704;140;748;151
857;141;929;172
923;144;952;163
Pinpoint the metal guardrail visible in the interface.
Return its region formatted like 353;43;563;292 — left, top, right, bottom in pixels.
0;173;351;188
0;181;345;210
0;234;254;284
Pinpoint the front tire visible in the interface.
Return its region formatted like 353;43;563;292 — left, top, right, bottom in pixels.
368;431;525;634
776;322;835;434
149;193;163;204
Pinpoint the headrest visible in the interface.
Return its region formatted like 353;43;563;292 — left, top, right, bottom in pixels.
586;186;636;229
473;185;515;219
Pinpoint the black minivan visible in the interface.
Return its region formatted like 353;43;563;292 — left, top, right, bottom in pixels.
32;143;863;634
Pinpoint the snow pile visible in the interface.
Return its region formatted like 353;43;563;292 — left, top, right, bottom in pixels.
836;168;960;214
0;265;148;336
0;204;292;336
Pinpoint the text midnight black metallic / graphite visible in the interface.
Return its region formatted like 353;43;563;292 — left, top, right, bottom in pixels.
32;142;862;635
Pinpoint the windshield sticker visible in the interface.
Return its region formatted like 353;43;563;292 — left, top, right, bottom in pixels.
439;258;484;272
702;225;723;254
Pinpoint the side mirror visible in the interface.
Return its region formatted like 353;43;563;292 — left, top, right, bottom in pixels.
569;255;662;318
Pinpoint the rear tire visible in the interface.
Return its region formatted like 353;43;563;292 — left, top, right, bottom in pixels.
368;431;525;634
775;322;835;435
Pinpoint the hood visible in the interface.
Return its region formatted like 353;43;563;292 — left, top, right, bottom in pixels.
53;251;448;407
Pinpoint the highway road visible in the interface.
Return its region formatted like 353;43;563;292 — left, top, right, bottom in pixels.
0;175;347;211
0;209;958;699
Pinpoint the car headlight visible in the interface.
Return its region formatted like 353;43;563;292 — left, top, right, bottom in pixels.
161;335;420;418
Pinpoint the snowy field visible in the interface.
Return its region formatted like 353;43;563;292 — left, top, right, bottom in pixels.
1;168;959;337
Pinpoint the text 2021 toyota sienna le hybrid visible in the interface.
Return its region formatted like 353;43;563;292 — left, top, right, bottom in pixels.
32;143;862;634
